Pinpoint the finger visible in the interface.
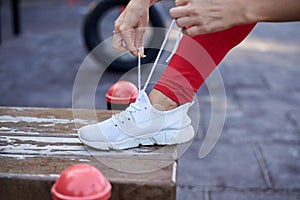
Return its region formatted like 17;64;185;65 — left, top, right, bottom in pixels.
183;25;216;36
182;26;202;36
175;0;188;6
176;16;195;28
114;18;122;34
170;6;189;19
120;29;139;57
135;27;146;51
115;19;139;56
112;33;128;52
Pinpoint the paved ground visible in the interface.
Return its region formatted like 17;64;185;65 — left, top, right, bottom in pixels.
1;1;300;199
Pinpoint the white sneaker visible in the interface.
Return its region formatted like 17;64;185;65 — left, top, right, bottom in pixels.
78;90;194;150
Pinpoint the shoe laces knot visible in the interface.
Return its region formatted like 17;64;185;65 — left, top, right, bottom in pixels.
112;95;143;126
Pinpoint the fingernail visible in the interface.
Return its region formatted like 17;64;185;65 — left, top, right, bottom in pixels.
121;40;126;47
138;47;146;58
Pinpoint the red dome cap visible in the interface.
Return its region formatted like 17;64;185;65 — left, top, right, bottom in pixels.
51;164;111;200
106;80;138;104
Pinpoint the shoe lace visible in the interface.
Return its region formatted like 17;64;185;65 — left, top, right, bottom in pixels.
112;19;181;126
112;95;143;126
142;19;181;92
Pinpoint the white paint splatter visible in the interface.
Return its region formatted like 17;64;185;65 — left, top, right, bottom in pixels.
0;115;93;124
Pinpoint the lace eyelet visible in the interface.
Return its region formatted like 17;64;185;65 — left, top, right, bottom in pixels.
144;107;147;110
114;124;117;127
128;118;130;120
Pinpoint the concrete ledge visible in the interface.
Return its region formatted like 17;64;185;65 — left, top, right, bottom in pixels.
0;107;177;200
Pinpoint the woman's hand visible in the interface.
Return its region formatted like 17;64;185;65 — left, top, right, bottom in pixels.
112;0;152;57
170;0;300;36
170;0;247;36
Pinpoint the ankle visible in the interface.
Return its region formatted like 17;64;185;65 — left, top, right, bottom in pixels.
149;89;179;111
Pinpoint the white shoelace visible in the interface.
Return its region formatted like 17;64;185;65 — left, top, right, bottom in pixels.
141;19;182;92
113;19;182;125
112;101;142;125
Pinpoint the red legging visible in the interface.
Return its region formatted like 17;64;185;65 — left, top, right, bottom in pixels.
153;23;256;104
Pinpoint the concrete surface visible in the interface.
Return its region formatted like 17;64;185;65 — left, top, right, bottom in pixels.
0;0;299;199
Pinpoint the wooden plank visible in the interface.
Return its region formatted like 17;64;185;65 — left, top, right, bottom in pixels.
0;107;177;200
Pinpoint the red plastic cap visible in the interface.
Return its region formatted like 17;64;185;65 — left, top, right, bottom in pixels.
51;164;111;200
106;80;138;104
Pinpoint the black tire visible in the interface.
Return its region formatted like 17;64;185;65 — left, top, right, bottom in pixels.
83;0;166;71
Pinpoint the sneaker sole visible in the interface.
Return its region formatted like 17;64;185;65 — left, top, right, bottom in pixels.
78;125;195;150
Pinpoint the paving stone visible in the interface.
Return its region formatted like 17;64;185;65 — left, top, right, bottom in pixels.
177;186;205;200
248;22;300;43
177;141;266;188
197;74;242;143
197;68;300;144
197;101;298;144
219;61;267;89
211;191;300;200
235;88;299;111
219;23;300;93
288;110;300;134
218;88;300;143
220;114;297;143
263;68;300;92
260;143;300;189
230;47;300;74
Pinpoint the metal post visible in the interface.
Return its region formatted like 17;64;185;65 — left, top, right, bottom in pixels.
11;0;21;35
0;0;2;44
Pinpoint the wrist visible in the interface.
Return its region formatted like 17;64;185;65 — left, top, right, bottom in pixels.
244;0;300;23
233;0;258;24
129;0;150;7
239;0;290;23
131;0;159;7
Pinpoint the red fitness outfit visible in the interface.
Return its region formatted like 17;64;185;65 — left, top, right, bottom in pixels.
153;23;256;104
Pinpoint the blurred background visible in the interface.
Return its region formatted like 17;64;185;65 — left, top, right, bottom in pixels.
0;0;300;199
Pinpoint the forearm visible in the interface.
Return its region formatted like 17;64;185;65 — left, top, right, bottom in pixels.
242;0;300;23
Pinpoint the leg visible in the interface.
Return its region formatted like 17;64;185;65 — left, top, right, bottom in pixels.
78;24;256;150
152;23;256;107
